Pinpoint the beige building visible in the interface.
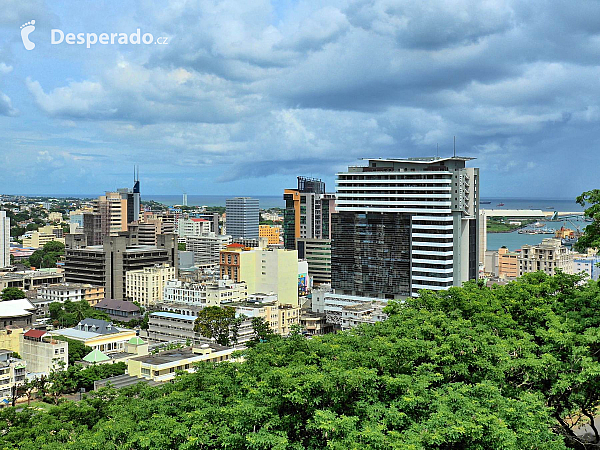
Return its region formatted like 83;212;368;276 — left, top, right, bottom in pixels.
498;247;519;279
36;283;105;305
519;238;573;276
94;191;128;236
128;344;236;382
220;246;300;306
0;350;26;403
230;293;300;336
20;329;68;374
48;212;64;223
258;225;281;245
126;263;176;308
22;232;65;249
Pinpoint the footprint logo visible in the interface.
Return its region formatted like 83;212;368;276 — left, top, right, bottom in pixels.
20;20;36;50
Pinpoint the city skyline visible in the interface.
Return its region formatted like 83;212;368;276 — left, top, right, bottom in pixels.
1;1;599;198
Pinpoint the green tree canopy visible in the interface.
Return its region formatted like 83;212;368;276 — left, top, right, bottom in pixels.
575;189;600;252
6;273;600;448
1;287;26;300
194;306;237;346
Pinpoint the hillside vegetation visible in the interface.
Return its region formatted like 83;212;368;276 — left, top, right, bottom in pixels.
3;272;600;449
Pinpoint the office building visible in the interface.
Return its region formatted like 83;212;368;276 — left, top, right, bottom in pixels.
163;279;247;306
519;238;573;276
64;233;178;300
94;176;141;238
498;247;519;279
283;177;336;250
220;245;299;306
333;156;479;298
0;211;9;268
0;269;64;292
225;197;259;239
22;231;65;249
185;233;232;266
296;238;331;285
126;263;176;308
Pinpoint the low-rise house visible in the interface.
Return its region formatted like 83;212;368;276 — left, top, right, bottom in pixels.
49;318;136;354
128;344;236;382
93;299;142;322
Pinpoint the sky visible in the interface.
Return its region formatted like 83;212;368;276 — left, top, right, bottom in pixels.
0;0;598;198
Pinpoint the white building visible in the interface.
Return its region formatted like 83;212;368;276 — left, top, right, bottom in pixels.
186;233;232;266
126;264;176;308
0;211;9;268
334;156;479;298
163;279;247;307
177;218;211;242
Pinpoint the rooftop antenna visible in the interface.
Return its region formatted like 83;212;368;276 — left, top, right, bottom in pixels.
453;136;456;157
436;143;439;158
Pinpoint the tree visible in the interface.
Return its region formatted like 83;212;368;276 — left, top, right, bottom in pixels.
178;243;186;251
575;189;600;251
42;240;65;254
193;306;237;346
55;336;92;365
19;377;37;406
1;287;26;300
248;316;275;346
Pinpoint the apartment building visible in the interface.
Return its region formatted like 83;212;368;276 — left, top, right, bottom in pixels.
36;283;105;305
333;156;479;298
220;245;300;306
50;318;136;354
0;350;26;403
519;238;573;276
126;263;176;308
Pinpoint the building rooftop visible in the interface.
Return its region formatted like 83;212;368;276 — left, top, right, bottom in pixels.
94;299;141;313
359;156;476;163
151;311;198;321
130;344;229;366
0;299;36;318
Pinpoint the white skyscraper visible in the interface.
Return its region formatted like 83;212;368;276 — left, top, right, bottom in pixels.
0;211;10;268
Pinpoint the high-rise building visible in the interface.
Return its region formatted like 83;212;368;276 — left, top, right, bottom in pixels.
64;233;178;300
177;218;211;241
283;177;336;250
0;211;10;268
225;197;259;239
94;175;141;238
185;233;232;266
332;156;479;299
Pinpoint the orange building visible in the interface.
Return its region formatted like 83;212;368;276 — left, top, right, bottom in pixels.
259;225;281;245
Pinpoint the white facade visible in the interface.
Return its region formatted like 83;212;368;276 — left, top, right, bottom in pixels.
163;279;247;307
0;211;9;268
186;233;232;266
311;288;389;329
335;156;479;297
177;218;211;240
